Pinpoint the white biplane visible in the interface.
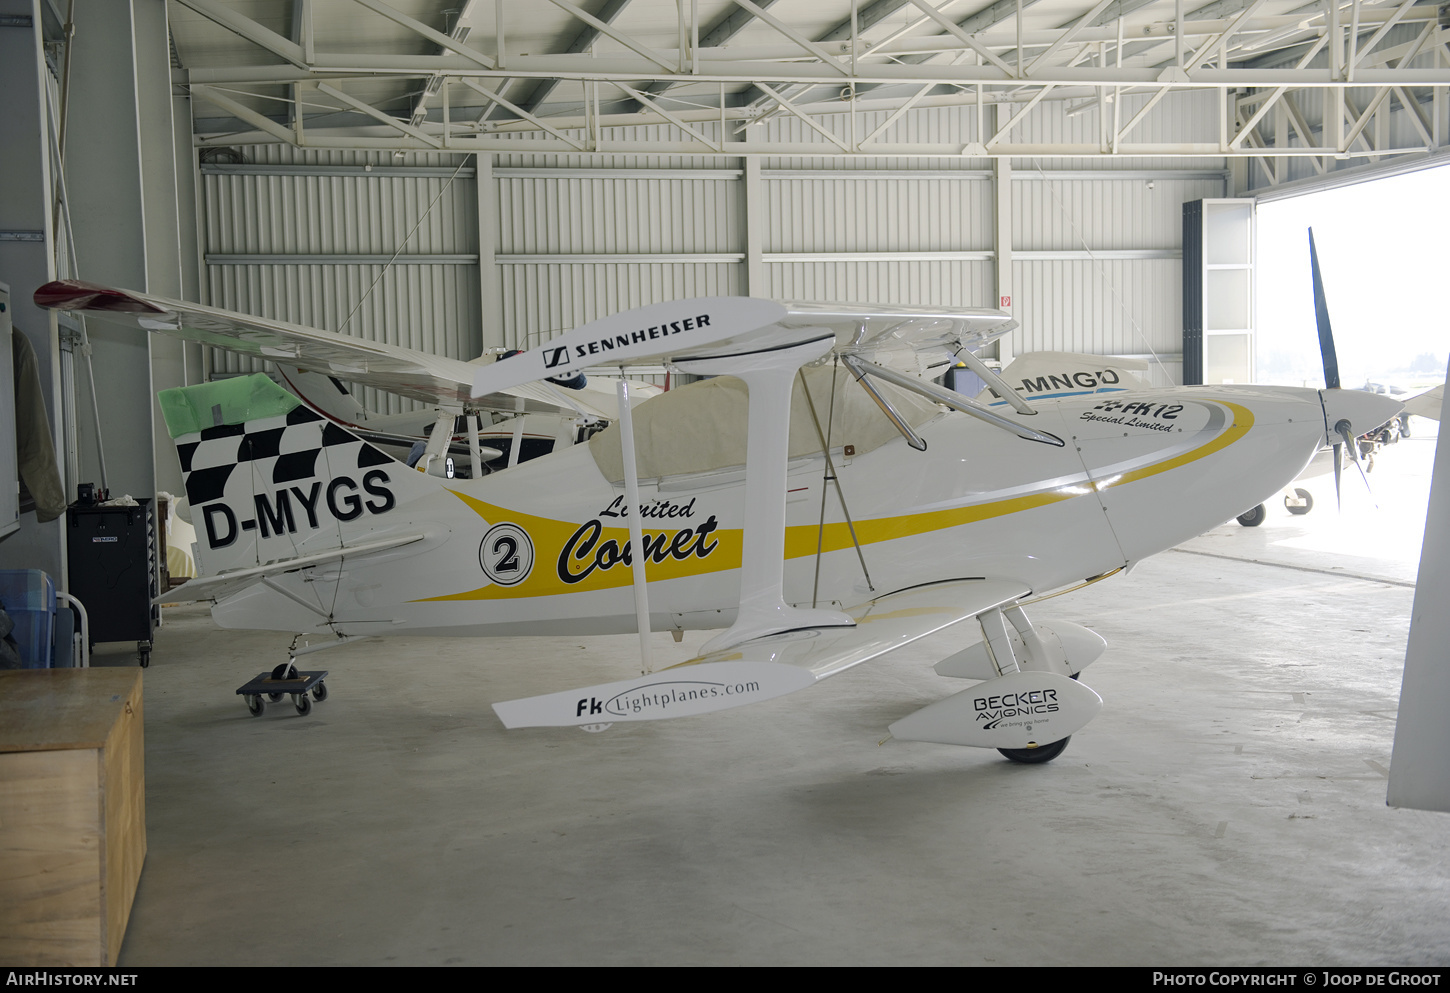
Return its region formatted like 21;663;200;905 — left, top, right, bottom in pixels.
35;267;1401;763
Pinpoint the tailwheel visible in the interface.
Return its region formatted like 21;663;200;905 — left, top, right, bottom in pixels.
268;662;298;702
998;736;1071;764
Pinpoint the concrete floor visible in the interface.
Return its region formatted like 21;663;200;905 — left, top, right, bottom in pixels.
100;432;1450;966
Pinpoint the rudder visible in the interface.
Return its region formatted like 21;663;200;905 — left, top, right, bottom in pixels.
159;374;438;577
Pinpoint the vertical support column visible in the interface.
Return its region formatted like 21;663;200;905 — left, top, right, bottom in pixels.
64;0;165;502
134;0;186;499
743;156;764;298
0;0;65;580
993;150;1013;366
476;152;504;351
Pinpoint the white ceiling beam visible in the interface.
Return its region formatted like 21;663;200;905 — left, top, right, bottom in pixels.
196;127;1425;158
457;78;587;149
1229;87;1286;149
316;82;443;147
753;83;851;149
1115;86;1172;142
902;0;1018;76
1229;31;1329;150
729;0;851;75
173;0;306;66
350;0;494;69
1026;0;1115;76
1350;0;1417;76
545;0;675;70
610;83;726;151
184;55;1450;88
1184;0;1268;72
1279;92;1328;172
191;85;300;144
1342;88;1390;150
1391;86;1434;147
986;85;1054;147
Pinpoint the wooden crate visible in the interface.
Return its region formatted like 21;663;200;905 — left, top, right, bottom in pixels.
0;668;146;966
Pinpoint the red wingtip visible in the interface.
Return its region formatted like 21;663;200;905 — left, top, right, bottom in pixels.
33;279;168;314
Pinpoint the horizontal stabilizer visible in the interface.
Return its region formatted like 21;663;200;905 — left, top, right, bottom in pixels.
160;533;424;605
494;578;1029;729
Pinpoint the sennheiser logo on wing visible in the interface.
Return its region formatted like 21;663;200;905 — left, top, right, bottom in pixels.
543;345;570;369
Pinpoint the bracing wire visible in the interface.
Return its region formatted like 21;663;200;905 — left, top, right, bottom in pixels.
340;155;472;334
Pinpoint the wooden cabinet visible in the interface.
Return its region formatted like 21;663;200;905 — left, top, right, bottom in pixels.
0;668;146;966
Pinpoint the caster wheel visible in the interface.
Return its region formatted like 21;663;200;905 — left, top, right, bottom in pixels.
1285;488;1313;516
312;681;328;703
294;693;312;717
139;652;150;668
267;692;284;703
246;695;265;717
998;736;1071;764
1236;504;1266;527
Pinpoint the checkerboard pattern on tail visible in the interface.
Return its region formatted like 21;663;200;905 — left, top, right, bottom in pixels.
162;374;442;579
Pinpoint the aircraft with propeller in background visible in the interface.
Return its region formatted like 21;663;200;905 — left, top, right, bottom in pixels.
35;239;1403;763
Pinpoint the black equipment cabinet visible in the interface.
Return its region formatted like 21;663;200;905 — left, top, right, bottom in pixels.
67;499;158;666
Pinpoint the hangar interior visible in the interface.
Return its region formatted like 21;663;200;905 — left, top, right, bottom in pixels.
1;0;1448;967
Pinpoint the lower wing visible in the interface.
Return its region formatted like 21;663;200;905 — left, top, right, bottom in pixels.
493;579;1029;729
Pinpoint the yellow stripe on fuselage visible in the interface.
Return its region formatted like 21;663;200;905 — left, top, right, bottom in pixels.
416;400;1253;602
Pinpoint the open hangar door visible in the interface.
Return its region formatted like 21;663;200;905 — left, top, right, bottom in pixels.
1250;160;1450;815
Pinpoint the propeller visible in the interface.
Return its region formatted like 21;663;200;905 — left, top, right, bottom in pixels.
1311;228;1383;511
1311;227;1349;510
1310;228;1339;391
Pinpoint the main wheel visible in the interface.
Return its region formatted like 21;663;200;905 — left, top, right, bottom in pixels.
1236;504;1267;527
999;736;1071;764
246;695;265;717
271;662;298;680
1285;488;1313;516
294;693;312;716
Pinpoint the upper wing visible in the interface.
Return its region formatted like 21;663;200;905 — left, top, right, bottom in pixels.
33;280;595;416
492;579;1029;728
781;302;1017;379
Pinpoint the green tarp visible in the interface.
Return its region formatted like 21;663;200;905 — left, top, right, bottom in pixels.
157;374;300;439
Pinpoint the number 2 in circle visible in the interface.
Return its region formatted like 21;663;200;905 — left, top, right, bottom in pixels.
480;523;534;586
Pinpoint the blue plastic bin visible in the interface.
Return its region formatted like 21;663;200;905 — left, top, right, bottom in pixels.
0;569;56;668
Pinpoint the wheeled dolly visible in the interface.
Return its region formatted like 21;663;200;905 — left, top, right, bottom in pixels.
237;664;330;717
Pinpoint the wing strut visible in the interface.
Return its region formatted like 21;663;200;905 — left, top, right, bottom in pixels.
797;365;874;602
616;377;654;674
675;329;856;654
949;346;1037;415
841;355;1065;447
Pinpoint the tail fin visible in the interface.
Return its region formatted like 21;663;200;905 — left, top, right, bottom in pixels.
159;374;439;577
274;364;374;429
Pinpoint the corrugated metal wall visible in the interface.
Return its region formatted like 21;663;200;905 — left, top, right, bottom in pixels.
198;97;1225;412
201;147;480;415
